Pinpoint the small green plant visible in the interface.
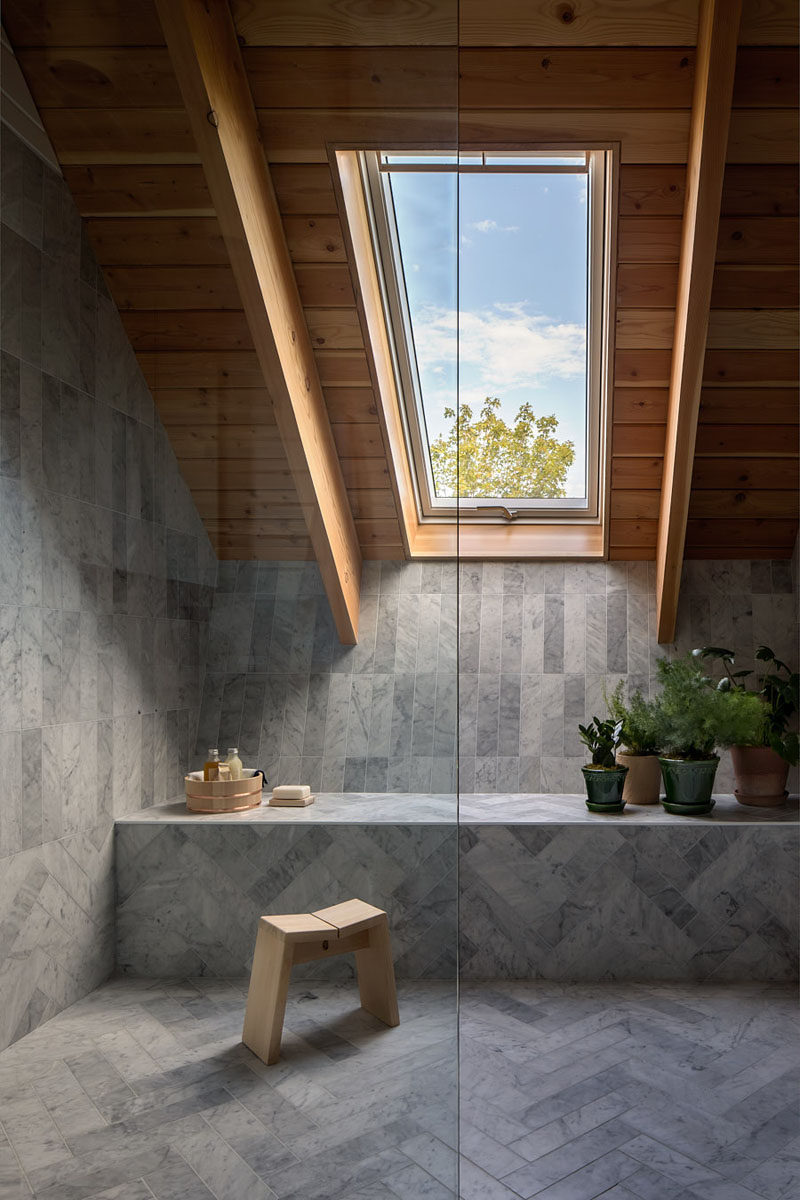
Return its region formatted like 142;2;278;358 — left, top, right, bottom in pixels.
652;654;765;760
693;644;799;765
578;716;624;769
605;682;660;755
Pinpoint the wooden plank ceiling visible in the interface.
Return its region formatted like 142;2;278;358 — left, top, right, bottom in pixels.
5;0;798;562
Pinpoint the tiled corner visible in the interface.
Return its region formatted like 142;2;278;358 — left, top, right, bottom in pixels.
0;126;217;1048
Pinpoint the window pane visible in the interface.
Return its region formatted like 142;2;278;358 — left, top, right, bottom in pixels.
388;169;458;491
387;163;589;503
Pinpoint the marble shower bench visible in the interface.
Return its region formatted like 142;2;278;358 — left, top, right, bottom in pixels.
115;793;798;984
118;791;798;825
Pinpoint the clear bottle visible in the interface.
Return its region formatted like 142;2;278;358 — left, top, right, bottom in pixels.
226;747;243;780
203;748;221;781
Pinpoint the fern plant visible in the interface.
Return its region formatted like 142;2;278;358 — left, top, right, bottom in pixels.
605;682;660;755
653;655;765;760
693;644;799;765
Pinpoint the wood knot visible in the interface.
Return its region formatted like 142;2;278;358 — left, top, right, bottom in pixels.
731;230;743;240
325;242;336;253
558;5;575;23
541;57;551;69
680;56;690;68
734;492;746;504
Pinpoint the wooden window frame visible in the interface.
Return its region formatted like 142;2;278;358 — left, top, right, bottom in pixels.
336;144;620;560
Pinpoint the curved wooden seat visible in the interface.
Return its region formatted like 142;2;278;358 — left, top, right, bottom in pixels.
242;898;399;1065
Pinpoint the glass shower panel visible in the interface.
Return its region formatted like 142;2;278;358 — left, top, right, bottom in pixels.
276;5;459;1196
182;3;462;1194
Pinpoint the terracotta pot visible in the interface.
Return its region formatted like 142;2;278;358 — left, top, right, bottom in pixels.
616;752;661;805
730;745;790;808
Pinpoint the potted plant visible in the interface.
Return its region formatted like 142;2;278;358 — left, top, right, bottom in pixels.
578;716;628;813
652;654;765;816
606;682;662;805
693;644;798;807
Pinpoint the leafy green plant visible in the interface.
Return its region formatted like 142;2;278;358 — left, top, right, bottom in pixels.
430;397;575;499
716;687;770;750
652;654;765;760
605;682;660;755
578;716;624;769
693;644;799;765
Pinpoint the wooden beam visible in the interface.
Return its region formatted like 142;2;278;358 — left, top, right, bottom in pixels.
655;0;742;644
155;0;361;643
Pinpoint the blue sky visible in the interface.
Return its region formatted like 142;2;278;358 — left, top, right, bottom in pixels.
389;167;589;497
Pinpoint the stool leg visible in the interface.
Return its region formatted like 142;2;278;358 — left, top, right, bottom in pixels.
242;922;293;1065
355;915;399;1027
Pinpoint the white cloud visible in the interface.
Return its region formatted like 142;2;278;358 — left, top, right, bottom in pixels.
469;219;519;234
413;302;585;390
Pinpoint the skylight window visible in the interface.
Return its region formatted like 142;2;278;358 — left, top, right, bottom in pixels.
359;148;614;524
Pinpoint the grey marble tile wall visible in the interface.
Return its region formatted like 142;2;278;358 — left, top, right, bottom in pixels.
116;822;458;980
115;821;797;984
195;558;460;792
197;555;797;795
0;126;217;1048
459;824;799;982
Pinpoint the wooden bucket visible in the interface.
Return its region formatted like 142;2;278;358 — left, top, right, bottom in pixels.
185;769;263;813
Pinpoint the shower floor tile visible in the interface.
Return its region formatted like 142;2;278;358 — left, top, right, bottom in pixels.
1;980;797;1199
459;982;799;1200
0;979;458;1200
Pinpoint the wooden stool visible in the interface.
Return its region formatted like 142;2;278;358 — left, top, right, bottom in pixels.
242;898;400;1065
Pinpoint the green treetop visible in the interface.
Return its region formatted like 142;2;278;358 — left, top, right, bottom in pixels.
429;396;575;499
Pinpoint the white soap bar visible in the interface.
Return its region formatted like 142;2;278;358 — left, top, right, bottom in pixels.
272;784;311;800
269;794;315;807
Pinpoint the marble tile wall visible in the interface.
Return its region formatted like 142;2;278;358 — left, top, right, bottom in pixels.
459;824;799;982
115;821;798;984
195;559;460;792
197;556;797;794
116;822;458;980
0;125;217;1047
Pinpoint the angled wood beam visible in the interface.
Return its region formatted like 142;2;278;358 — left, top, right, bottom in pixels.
655;0;742;642
156;0;361;642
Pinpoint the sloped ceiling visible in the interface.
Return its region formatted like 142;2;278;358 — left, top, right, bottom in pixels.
4;0;798;562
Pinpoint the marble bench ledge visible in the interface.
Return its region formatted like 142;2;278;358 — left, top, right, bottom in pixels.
116;791;798;826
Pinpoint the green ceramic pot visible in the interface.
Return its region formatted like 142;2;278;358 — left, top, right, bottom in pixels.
582;765;628;814
658;756;719;816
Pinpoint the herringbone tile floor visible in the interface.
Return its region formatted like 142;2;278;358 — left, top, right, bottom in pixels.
0;978;459;1199
0;979;797;1199
459;982;800;1200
